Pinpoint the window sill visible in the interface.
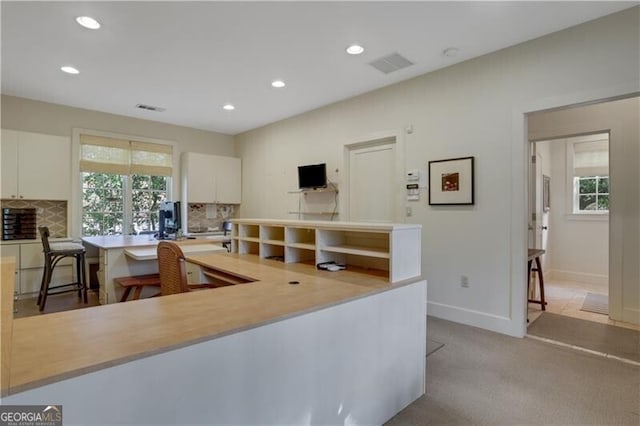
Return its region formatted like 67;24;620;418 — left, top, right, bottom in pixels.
565;213;609;222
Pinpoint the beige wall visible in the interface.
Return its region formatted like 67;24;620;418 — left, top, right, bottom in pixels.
529;97;639;324
235;7;639;333
1;95;235;157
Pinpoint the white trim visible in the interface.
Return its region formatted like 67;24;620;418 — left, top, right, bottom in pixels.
71;128;179;236
564;213;609;222
427;301;516;337
622;307;640;325
511;81;640;339
550;269;608;286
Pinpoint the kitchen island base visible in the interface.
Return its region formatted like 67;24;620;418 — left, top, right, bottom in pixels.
3;279;427;425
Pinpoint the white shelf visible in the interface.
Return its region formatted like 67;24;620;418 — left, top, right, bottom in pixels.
262;239;286;246
321;245;390;259
239;237;260;243
287;242;316;250
233;219;421;283
289;211;337;216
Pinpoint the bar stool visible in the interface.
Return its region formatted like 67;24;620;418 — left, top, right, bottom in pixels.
37;226;88;311
527;248;547;311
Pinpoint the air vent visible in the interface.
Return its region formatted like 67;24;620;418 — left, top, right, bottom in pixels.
369;52;414;74
135;104;166;112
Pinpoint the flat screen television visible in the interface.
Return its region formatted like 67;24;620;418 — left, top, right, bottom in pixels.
298;163;327;189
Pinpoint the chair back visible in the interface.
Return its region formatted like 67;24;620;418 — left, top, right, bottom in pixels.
38;226;51;253
157;241;189;295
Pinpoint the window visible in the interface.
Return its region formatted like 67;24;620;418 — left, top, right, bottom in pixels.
568;135;609;214
79;133;173;236
82;173;168;236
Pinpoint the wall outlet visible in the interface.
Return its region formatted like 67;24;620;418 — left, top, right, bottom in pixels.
460;275;469;288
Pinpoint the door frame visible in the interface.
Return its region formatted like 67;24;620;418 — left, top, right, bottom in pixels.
341;129;406;223
509;83;638;338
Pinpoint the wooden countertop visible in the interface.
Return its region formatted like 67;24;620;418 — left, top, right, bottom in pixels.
7;253;418;395
232;218;422;231
82;235;226;250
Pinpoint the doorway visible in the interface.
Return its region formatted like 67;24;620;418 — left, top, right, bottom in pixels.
527;134;612;326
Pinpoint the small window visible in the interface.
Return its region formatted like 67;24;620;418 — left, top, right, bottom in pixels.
574;176;609;212
567;134;609;215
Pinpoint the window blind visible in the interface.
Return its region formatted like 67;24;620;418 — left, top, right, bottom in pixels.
80;134;173;176
130;141;173;176
573;140;608;177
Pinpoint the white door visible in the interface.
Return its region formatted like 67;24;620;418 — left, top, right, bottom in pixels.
348;141;395;222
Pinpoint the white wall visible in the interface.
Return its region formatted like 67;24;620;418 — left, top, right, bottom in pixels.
235;7;640;334
529;97;639;324
542;139;609;288
1;95;235;157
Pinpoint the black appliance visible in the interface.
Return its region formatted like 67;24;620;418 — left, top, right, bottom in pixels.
158;201;181;240
2;208;37;240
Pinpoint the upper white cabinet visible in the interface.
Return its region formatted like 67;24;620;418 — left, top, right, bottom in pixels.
181;152;241;204
1;129;71;200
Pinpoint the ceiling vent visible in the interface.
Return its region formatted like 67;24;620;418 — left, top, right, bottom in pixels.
369;52;414;74
135;104;165;112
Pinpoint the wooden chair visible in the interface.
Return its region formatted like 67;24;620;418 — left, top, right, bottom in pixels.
157;241;216;295
37;226;87;311
114;274;161;302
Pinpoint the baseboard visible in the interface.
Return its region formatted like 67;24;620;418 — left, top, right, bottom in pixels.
549;269;608;286
427;301;522;337
622;307;640;325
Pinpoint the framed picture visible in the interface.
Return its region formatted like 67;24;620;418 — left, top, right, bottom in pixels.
543;175;551;212
428;156;475;205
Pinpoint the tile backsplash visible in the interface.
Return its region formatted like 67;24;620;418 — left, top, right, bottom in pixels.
187;203;236;232
1;200;67;238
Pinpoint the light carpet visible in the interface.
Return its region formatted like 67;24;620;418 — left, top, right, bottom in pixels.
385;316;639;425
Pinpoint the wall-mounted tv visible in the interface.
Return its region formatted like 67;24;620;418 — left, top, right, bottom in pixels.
298;163;327;189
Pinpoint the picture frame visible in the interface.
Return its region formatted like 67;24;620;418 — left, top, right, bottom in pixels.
428;156;475;205
543;174;551;212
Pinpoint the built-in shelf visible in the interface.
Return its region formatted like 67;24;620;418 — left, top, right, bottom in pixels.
287;242;315;250
321;245;390;259
288;211;337;216
232;219;421;283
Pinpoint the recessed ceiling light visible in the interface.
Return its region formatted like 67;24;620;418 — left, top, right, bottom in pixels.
346;44;364;55
442;47;460;57
223;104;235;111
60;66;79;74
76;16;101;30
271;80;286;88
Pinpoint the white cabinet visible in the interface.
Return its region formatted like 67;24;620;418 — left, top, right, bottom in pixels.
214;156;241;204
1;129;19;199
1;129;71;200
0;244;21;294
182;152;242;204
232;219;421;283
0;241;75;296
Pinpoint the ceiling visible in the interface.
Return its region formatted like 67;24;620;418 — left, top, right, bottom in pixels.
1;2;635;135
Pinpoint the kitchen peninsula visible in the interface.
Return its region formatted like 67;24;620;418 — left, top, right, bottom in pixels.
2;221;426;425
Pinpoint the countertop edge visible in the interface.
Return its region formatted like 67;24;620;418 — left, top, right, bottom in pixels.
7;276;424;396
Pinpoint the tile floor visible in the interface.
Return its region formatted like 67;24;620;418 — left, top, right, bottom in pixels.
527;277;640;331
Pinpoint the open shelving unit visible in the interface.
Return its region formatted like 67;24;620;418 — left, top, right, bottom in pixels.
231;219;421;283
